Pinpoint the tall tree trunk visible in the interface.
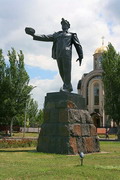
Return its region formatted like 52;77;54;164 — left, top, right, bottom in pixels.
23;108;27;138
10;118;13;137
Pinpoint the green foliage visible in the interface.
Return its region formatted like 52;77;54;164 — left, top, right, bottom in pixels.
27;98;39;127
0;48;33;129
102;43;120;126
0;49;7;121
23;99;43;128
36;109;44;126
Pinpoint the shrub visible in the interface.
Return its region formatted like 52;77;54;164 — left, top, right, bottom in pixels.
0;138;37;148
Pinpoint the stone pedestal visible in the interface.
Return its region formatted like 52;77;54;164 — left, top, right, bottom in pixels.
37;92;100;154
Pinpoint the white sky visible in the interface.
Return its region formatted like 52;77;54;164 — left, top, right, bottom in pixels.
0;0;120;109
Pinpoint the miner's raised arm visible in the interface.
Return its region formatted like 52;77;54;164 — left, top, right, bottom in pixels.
25;27;54;42
33;34;54;42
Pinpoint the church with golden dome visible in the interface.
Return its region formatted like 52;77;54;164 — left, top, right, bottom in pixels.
77;41;108;128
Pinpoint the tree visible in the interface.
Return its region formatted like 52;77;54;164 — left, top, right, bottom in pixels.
27;98;39;127
0;49;8;128
36;109;44;127
102;43;120;138
0;48;33;135
27;101;44;128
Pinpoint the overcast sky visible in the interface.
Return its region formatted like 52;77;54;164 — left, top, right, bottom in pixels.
0;0;120;109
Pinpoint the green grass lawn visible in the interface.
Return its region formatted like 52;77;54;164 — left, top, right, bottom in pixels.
12;132;39;138
98;134;117;139
0;142;120;180
0;132;39;138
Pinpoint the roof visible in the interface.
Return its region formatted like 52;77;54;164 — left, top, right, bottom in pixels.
94;45;107;54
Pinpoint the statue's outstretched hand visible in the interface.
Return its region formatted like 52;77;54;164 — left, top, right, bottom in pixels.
25;27;35;36
76;58;82;66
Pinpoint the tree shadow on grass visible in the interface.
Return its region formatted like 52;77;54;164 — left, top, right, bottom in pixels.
0;149;37;153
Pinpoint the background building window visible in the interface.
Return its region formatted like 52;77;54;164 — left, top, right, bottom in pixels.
94;109;99;113
94;83;99;105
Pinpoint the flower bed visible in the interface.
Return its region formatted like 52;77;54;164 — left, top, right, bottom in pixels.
0;138;37;148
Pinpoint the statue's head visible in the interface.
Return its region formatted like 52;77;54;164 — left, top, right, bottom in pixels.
61;18;70;31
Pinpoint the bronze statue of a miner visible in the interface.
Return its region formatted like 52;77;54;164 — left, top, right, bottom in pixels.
25;18;83;92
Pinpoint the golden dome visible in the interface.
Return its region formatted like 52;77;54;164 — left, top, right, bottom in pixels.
94;45;107;54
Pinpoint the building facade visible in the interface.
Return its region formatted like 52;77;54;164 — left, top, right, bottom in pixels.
77;45;108;127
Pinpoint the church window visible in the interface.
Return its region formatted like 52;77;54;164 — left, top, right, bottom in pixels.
94;109;99;113
94;83;99;105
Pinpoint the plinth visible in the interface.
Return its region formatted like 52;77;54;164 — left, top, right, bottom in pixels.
37;92;100;154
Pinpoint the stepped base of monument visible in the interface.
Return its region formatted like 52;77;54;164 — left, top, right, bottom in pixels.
37;92;100;154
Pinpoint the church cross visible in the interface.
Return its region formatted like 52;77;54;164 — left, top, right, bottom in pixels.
101;36;105;46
